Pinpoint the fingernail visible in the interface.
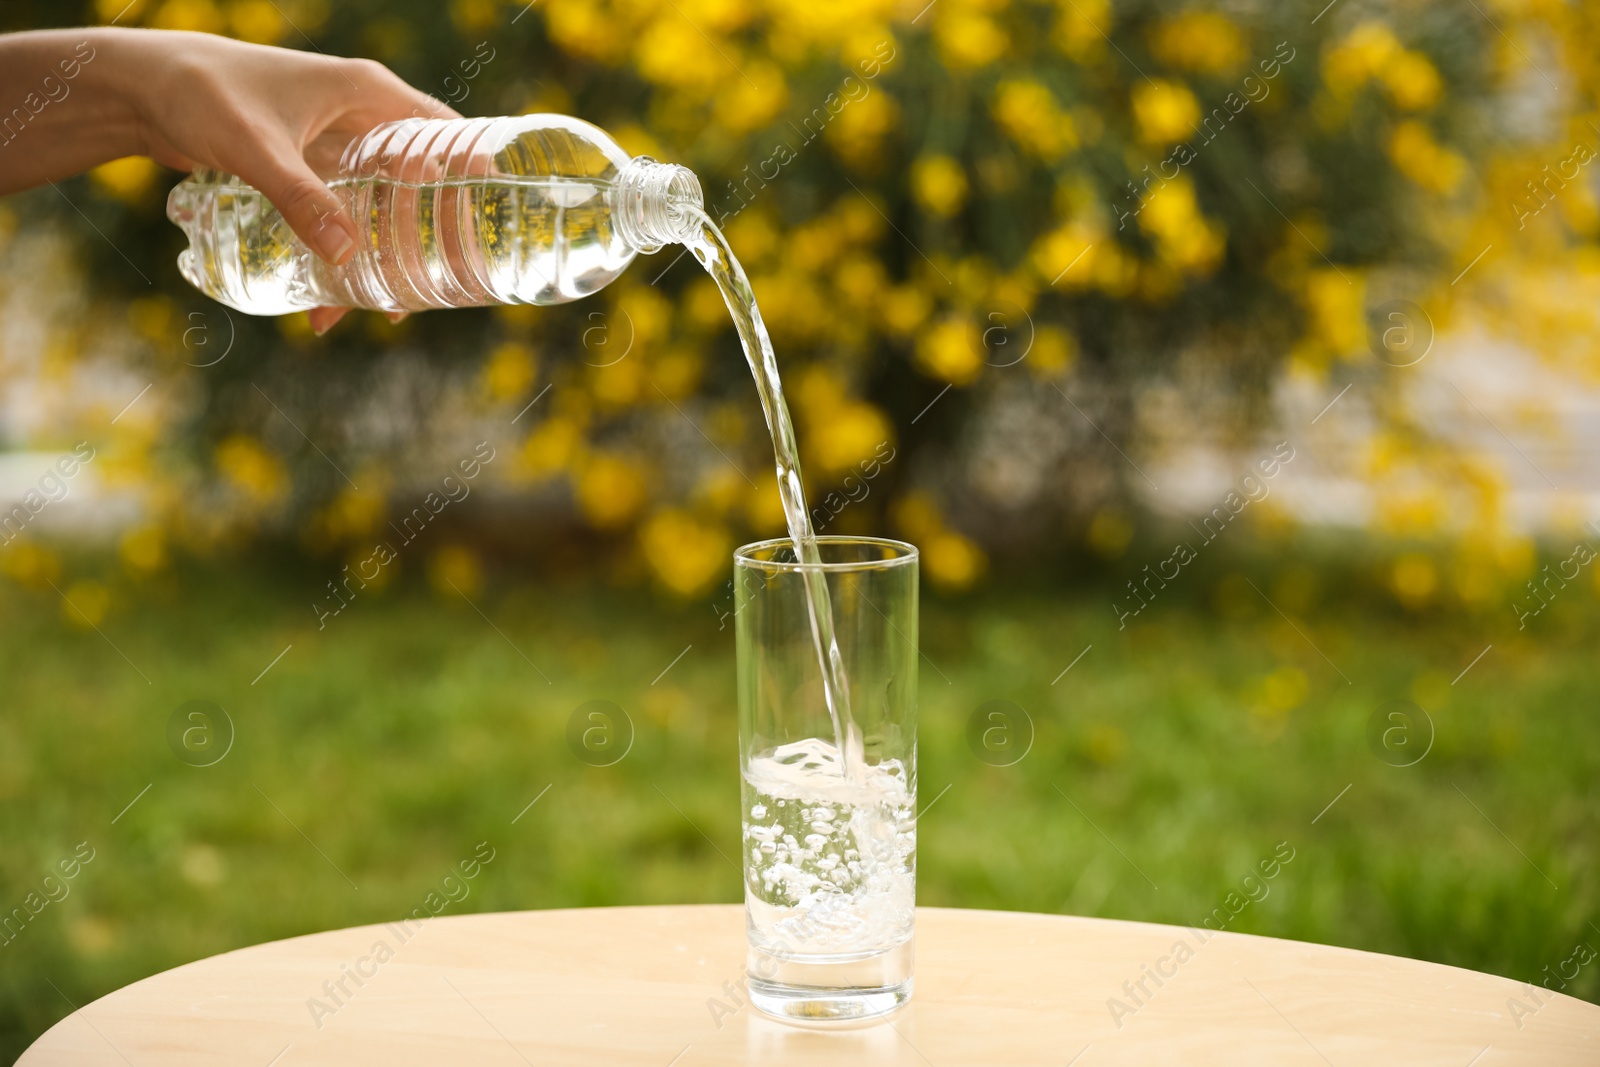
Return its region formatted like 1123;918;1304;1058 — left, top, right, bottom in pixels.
312;319;331;337
317;223;355;265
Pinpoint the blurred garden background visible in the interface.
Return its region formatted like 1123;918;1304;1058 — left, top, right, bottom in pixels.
3;0;1600;1057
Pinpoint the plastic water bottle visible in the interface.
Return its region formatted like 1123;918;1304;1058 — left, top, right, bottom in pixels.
165;114;704;314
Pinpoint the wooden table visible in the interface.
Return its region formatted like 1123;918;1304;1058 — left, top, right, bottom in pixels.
20;905;1599;1065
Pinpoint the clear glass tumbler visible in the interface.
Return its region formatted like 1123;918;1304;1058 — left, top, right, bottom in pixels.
734;536;918;1023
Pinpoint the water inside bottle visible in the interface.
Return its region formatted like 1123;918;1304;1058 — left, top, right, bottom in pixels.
169;168;646;314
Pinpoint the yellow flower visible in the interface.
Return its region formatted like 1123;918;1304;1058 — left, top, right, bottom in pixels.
62;580;112;630
839;24;898;70
278;312;318;345
215;435;286;505
449;0;497;35
516;416;584;481
1375;486;1448;537
1391;553;1439;609
90;157;161;204
127;294;175;345
1030;223;1100;289
1323;22;1401;97
745;472;788;533
725;209;781;271
826;89;900;169
714;61;789;134
993;80;1078;163
1388;120;1465;193
575;453;648;529
1132;80;1201;145
808;402;893;478
1090;241;1139;297
794;365;847;414
1473;522;1529;580
1253;666;1309;718
915;316;983;385
150;0;224;33
992;270;1037;314
119;524;167;574
1303;268;1366;356
514;80;575;117
749;270;827;346
685;277;732;332
1381;51;1442;111
835;194;886;244
1138;177;1225;275
634;17;728;92
428;545;484;598
314;482;389;544
879;285;930;338
912;155;969;218
1054;0;1109;62
836;255;889;312
480;342;538;403
923;529;986;591
891;492;942;541
96;0;147;20
654;346;705;399
790;217;847;273
615;282;673;350
1147;12;1247;75
590;355;644;409
693;467;744;516
227;0;283;43
609;124;667;162
546;0;628;63
934;9;1007;70
678;0;752;35
1086;507;1133;558
0;541;61;589
640;508;730;597
1027;324;1078;378
348;543;397;592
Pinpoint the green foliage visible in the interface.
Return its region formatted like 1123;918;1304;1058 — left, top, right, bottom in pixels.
0;0;1508;567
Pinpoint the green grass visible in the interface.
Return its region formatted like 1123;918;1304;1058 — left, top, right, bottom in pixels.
2;549;1597;1059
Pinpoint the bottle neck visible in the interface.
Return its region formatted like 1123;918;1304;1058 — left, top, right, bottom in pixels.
614;157;704;253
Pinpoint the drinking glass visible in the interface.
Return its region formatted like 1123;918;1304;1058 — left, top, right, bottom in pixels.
734;535;918;1023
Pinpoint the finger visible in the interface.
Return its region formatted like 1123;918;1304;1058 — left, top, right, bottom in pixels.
245;141;358;265
309;307;351;335
304;129;358;179
338;58;464;127
144;144;196;172
385;311;409;323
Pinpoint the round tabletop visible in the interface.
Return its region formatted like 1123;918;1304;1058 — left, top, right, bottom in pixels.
20;905;1599;1065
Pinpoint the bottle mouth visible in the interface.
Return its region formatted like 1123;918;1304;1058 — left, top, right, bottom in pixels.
615;157;704;252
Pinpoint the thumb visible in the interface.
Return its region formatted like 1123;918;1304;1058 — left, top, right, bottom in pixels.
248;148;358;265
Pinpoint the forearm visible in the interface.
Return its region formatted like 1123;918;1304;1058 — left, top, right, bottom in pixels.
0;28;159;194
0;26;446;313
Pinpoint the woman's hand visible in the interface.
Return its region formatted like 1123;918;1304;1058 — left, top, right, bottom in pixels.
124;31;460;332
0;28;458;332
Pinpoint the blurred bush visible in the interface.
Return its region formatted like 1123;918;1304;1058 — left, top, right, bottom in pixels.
0;0;1595;601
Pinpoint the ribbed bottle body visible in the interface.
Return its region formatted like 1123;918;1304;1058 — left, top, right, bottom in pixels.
167;115;650;314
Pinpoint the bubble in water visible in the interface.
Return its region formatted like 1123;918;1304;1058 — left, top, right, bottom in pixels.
742;737;914;956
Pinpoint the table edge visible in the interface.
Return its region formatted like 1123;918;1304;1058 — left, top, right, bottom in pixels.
25;902;1600;1060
